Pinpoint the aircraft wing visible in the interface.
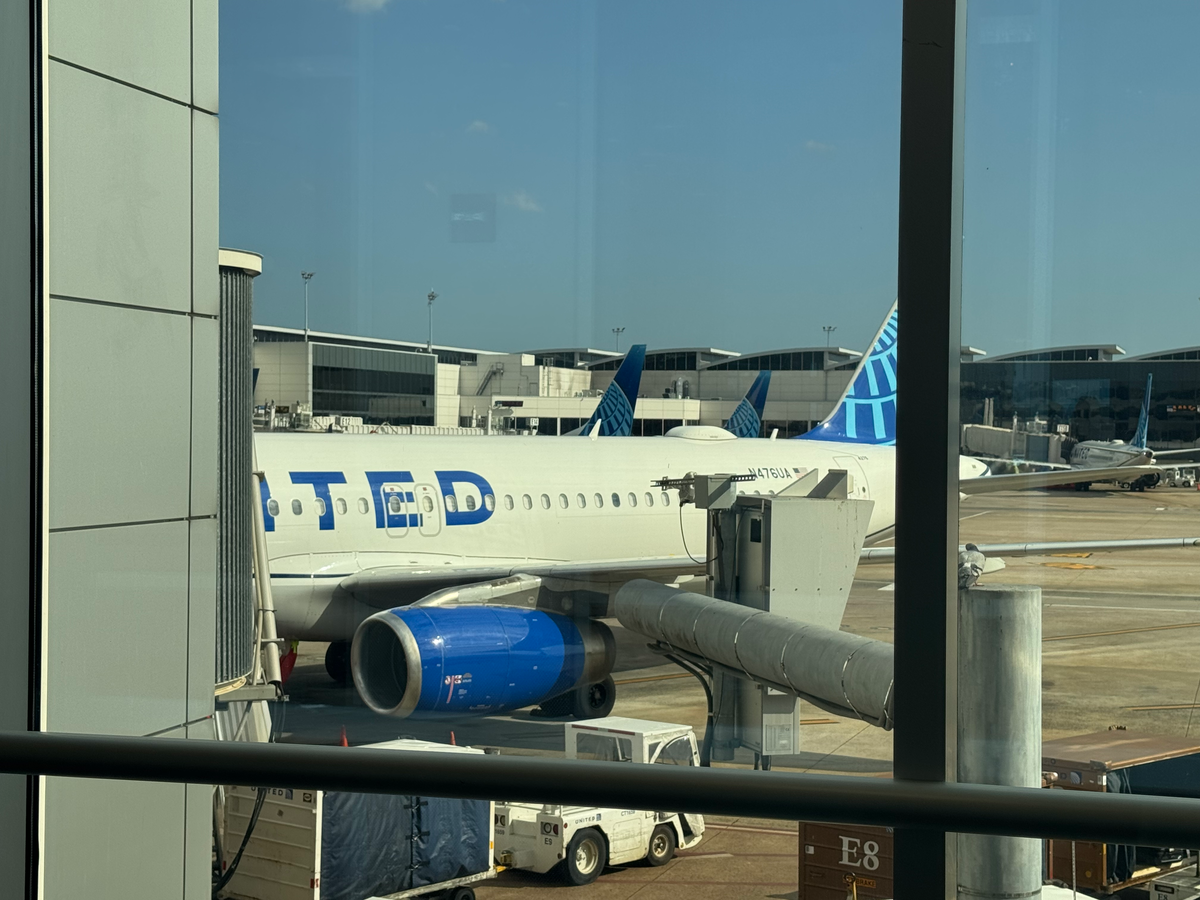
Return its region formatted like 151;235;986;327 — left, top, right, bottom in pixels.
335;555;703;608
959;465;1161;495
859;536;1200;562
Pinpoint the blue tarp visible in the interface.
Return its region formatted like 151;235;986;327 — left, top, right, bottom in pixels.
320;791;490;900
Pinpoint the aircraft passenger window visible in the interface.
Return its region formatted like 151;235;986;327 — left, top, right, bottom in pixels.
644;492;654;507
357;498;369;514
315;498;327;517
291;499;302;515
540;493;551;509
445;494;458;513
628;492;637;507
611;492;621;508
267;499;280;517
465;495;476;511
594;493;604;508
661;492;671;506
576;493;586;508
558;493;569;509
522;494;533;510
388;495;402;514
484;493;495;511
335;498;347;515
503;495;514;510
422;495;434;513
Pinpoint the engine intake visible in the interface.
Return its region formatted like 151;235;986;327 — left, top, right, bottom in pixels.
351;606;615;718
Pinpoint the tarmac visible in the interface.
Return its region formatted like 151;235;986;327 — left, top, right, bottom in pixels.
277;483;1200;899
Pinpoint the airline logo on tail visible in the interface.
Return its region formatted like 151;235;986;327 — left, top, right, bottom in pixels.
798;302;898;446
725;371;771;438
580;344;646;437
1133;372;1153;450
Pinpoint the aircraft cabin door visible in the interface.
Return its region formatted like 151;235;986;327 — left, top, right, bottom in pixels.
413;483;442;536
832;455;870;499
380;483;409;538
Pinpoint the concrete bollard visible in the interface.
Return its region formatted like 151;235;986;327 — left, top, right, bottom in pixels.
957;584;1043;900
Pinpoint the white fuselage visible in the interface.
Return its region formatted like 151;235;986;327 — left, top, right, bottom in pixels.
256;432;946;641
1069;440;1151;470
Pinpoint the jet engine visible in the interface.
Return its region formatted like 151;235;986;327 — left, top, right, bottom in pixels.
350;606;616;718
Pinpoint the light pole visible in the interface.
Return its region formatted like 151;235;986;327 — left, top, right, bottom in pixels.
611;327;625;352
823;325;836;348
301;271;315;340
427;291;439;354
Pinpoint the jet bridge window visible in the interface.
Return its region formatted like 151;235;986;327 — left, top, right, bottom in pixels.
574;733;633;763
335;498;347;515
267;499;280;517
291;499;303;515
558;493;569;509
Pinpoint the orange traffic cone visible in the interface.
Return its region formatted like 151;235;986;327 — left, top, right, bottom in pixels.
339;726;348;747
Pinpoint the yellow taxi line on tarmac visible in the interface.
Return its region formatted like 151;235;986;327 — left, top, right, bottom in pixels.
1127;703;1200;711
1043;621;1200;642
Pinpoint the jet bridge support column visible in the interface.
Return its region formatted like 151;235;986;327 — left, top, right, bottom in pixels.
956;584;1042;900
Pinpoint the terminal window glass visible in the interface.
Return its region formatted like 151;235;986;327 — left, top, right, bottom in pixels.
574;733;633;763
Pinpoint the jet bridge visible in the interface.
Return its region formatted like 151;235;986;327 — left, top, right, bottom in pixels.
616;469;892;767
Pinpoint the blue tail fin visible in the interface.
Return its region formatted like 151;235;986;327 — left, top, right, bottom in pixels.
797;302;898;445
1133;372;1152;449
579;344;646;436
725;371;771;438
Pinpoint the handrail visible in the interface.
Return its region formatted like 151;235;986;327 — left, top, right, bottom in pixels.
2;730;1199;845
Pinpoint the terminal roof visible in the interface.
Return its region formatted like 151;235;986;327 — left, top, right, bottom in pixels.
987;344;1125;362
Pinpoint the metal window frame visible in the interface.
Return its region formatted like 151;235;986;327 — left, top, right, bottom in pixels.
3;731;1200;848
893;0;966;896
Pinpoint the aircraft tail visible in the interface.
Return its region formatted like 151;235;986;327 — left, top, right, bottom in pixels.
797;301;898;446
725;371;771;438
578;344;646;437
1133;372;1152;449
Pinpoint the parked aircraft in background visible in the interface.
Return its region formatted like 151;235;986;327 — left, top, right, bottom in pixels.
567;344;646;436
723;371;771;438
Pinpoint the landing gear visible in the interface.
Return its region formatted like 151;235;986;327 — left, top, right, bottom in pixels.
532;676;617;720
324;641;350;684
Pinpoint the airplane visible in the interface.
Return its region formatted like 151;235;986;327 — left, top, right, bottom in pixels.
723;371;771;438
254;304;1171;722
1062;374;1197;491
565;344;647;436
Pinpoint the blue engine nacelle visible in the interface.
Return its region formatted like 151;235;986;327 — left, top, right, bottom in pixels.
350;606;616;718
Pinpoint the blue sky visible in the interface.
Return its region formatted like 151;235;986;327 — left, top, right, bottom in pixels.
220;0;1200;358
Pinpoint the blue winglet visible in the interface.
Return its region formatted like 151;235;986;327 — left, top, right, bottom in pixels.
797;302;898;446
725;371;771;438
1133;372;1152;450
580;344;646;437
